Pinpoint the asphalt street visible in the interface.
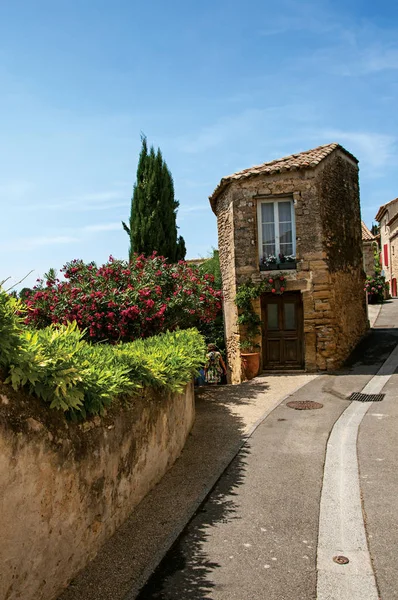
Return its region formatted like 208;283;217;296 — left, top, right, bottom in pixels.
136;301;398;600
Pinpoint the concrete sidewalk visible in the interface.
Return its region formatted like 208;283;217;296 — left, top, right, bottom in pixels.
59;373;315;600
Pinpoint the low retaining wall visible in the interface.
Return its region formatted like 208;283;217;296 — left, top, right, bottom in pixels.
0;382;195;600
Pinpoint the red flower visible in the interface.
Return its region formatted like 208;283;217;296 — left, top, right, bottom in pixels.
269;278;273;283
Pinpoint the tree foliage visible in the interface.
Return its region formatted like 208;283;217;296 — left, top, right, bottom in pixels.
123;137;186;262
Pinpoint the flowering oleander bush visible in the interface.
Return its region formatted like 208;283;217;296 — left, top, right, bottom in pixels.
364;274;388;304
1;287;206;418
23;254;222;343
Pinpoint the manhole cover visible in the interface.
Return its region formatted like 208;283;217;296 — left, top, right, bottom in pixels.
349;392;385;402
333;555;349;565
286;400;323;410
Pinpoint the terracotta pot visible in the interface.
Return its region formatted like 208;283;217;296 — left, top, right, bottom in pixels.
241;352;260;380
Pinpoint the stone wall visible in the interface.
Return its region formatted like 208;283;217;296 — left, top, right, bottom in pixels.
0;382;195;600
363;241;376;277
216;188;241;382
317;152;367;364
213;149;367;382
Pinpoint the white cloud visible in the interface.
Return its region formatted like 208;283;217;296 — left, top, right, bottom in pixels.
0;181;34;201
83;222;122;233
361;46;398;73
179;204;209;213
175;108;284;154
316;129;397;171
0;235;78;252
23;190;130;212
258;0;345;37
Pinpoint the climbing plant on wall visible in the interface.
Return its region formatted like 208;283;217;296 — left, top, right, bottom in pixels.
234;275;287;350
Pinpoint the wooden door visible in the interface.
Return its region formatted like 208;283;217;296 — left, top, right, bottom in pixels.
392;278;397;297
261;292;304;369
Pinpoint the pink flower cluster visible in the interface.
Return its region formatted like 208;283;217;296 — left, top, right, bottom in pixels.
23;254;223;343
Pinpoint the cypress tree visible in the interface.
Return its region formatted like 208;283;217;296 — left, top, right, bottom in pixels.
122;137;186;262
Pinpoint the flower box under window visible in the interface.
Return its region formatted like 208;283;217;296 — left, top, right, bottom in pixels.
259;261;297;271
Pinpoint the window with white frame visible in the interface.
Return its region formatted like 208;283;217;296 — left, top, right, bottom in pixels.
257;198;296;264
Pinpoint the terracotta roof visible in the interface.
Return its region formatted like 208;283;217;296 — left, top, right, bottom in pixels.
361;221;375;241
375;197;398;222
209;143;358;212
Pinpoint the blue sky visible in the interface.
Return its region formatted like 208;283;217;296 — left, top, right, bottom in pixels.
1;0;397;289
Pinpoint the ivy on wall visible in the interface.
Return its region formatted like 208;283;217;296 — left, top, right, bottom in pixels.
235;275;286;351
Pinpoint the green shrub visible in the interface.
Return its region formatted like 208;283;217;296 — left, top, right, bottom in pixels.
117;329;206;393
1;289;205;418
0;289;25;368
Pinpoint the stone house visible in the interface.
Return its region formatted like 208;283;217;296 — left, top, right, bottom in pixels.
209;143;367;383
361;221;378;277
375;198;398;297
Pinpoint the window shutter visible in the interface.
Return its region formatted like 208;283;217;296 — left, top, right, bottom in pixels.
384;244;389;267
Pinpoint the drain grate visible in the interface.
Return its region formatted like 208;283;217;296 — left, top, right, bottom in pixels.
286;400;323;410
349;392;385;402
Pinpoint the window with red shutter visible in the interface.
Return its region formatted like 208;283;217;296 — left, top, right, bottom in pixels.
384;244;389;268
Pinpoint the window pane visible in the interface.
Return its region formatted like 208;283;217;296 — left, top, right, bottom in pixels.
263;243;276;257
278;201;292;223
278;201;293;256
279;221;293;255
267;304;278;330
262;223;275;245
261;203;274;223
279;222;292;244
284;303;296;330
280;243;293;255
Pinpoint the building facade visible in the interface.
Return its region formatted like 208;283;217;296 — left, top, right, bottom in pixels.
375;198;398;297
210;143;368;383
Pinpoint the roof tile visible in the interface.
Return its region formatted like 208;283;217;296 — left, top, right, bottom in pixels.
209;143;358;211
361;221;375;241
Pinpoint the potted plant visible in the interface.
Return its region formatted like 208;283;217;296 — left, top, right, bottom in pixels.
239;339;261;380
260;254;297;271
364;274;388;304
260;255;278;271
278;253;296;270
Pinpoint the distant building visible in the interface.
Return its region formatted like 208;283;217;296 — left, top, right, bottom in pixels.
361;221;378;277
210;143;367;383
375;198;398;297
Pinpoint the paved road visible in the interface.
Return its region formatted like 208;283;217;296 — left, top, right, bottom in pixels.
136;301;398;600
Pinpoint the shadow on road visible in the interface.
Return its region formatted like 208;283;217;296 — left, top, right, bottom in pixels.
136;447;251;600
341;328;398;372
59;381;267;600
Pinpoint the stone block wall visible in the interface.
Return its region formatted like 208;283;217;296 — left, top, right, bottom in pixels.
214;149;367;382
363;241;376;277
0;382;195;600
216;189;241;382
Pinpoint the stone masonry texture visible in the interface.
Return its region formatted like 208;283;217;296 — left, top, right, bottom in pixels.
211;145;368;383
